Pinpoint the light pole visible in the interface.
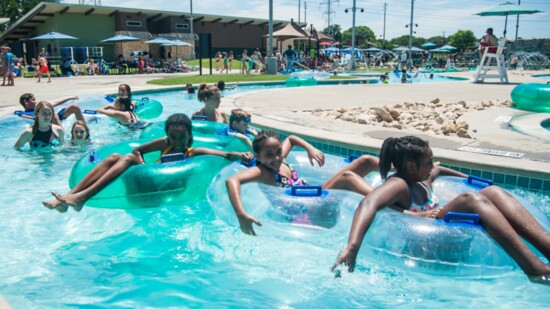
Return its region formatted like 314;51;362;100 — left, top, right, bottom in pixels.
189;0;195;60
344;0;364;71
266;0;277;74
405;0;416;68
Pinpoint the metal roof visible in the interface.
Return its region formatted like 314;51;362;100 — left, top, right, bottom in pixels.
0;2;291;41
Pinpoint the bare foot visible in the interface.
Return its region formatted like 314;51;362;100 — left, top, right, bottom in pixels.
42;200;68;213
52;192;84;211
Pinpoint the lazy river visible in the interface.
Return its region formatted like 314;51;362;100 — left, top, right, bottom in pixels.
0;84;549;308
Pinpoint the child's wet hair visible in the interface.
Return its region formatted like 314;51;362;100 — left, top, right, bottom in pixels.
117;96;134;112
32;101;54;134
379;136;430;179
252;131;280;154
229;108;251;125
165;113;193;147
71;120;91;140
197;83;220;103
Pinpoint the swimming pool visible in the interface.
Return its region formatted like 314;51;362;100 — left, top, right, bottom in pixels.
1;85;549;308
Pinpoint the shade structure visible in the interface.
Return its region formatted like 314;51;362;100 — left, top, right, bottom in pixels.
430;47;451;53
392;46;409;52
266;21;308;41
475;2;543;38
421;42;437;48
144;37;174;44
100;34;140;58
161;40;192;61
100;34;140;43
440;45;457;51
364;47;382;52
29;31;78;40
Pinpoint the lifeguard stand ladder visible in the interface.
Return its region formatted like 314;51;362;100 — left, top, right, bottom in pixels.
473;38;508;83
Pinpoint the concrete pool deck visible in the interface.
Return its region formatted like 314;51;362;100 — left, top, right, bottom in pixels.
1;69;549;186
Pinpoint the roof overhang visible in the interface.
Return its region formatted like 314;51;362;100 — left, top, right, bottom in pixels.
0;2;291;41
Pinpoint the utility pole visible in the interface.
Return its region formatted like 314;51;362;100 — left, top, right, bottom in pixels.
298;0;301;53
382;2;387;50
189;0;195;60
407;0;415;68
320;0;338;39
304;1;307;24
515;0;521;42
345;0;364;70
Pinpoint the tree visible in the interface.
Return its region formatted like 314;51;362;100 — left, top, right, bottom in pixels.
448;30;477;52
341;25;376;48
427;36;448;47
322;24;342;42
389;35;426;48
0;0;59;31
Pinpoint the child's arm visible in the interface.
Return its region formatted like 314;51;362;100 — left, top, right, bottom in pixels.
132;138;166;164
53;125;65;144
190;147;253;163
429;166;467;183
225;167;264;235
13;129;32;149
282;135;325;167
50;96;79;107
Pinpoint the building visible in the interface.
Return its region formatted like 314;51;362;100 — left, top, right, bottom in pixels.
0;2;294;64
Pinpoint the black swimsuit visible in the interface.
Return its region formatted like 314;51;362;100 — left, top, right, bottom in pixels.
30;125;60;149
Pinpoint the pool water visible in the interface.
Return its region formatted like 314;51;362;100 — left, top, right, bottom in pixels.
1;85;549;308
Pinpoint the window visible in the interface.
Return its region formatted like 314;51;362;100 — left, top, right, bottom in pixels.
175;23;189;30
126;20;142;27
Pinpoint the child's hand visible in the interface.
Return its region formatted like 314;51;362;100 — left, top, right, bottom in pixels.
237;212;262;236
308;149;325;167
240;152;254;164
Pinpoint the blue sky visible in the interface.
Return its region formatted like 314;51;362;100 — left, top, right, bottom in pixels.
64;0;549;40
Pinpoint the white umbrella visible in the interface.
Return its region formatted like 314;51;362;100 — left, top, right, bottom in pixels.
144;37;173;44
161;40;192;61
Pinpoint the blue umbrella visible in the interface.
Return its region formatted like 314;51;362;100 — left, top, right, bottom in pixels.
440;45;457;51
29;31;78;40
422;42;437;48
475;2;542;38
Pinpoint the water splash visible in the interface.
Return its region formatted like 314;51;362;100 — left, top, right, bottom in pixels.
507;52;550;70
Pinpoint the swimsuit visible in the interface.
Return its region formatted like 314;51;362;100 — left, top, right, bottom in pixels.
408;182;440;212
157;146;193;162
272;162;308;188
30;125;60;149
119;111;149;130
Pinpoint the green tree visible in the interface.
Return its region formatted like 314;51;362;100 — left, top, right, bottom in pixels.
448;30;476;51
427;36;448;47
0;0;59;31
389;35;426;48
341;25;376;48
322;24;342;42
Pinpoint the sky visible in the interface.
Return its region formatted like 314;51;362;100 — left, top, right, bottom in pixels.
63;0;550;40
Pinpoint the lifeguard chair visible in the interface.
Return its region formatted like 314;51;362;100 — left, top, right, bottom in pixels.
473;38;508;83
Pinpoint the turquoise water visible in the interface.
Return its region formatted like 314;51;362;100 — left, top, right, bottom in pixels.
1;85;550;308
533;74;550;80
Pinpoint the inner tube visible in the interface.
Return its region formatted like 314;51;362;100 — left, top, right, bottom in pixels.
285;77;318;87
134;97;163;119
140;121;251;152
69;138;234;209
358;176;550;277
207;160;364;239
510;83;550;113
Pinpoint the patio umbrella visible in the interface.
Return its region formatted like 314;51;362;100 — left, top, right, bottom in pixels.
144;37;174;44
440;45;457;51
475;2;542;38
100;34;140;57
319;41;332;46
392;46;408;52
29;31;78;62
161;40;192;60
364;47;382;52
421;42;437;48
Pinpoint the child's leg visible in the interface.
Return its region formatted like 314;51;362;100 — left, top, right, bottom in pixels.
437;192;550;277
323;155;379;196
479;186;550;260
52;154;140;210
